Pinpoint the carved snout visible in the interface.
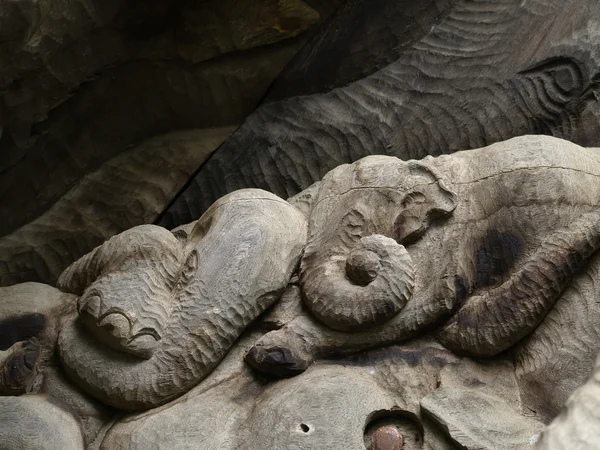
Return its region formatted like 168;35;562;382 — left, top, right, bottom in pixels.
301;235;415;331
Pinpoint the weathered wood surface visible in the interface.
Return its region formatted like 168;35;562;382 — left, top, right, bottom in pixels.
3;137;600;447
57;190;307;410
245;136;600;425
0;395;85;450
0;0;328;286
0;128;235;286
101;336;463;450
160;0;600;229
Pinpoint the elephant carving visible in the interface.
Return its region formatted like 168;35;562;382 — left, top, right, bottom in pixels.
41;135;600;414
248;135;600;376
56;189;307;410
299;156;455;331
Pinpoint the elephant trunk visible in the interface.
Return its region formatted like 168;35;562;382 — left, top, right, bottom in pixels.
300;234;415;331
58;190;307;411
438;210;600;357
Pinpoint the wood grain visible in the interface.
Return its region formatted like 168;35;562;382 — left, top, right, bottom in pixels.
0;0;326;286
159;0;600;229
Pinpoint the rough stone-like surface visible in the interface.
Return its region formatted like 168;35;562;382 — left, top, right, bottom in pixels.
98;333;268;450
161;0;600;229
0;0;319;236
0;0;327;287
421;359;545;449
514;248;600;422
57;189;307;410
4;136;600;448
0;127;235;286
0;395;85;450
248;136;600;391
102;339;459;449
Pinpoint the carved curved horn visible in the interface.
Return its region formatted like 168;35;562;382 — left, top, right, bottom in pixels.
58;190;307;410
437;209;600;357
301;234;414;331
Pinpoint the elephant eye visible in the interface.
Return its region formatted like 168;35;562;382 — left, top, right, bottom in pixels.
402;192;427;207
180;250;198;284
339;209;368;244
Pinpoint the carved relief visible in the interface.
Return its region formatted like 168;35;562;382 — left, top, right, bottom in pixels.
2;136;600;448
57;189;307;410
249;135;600;376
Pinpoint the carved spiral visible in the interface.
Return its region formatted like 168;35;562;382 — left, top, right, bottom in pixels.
300;234;415;331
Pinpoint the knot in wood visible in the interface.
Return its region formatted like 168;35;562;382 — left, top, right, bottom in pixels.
371;425;404;450
346;248;381;286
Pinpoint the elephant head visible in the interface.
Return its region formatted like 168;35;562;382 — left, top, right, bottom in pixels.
300;155;457;331
56;189;307;411
248;137;600;381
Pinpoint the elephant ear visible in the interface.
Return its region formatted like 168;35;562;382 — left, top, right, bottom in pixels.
394;162;457;244
57;225;183;295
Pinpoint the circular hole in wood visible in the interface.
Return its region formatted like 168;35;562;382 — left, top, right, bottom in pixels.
364;410;423;449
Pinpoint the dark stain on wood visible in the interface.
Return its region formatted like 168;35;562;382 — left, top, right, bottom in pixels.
475;230;522;289
0;313;46;350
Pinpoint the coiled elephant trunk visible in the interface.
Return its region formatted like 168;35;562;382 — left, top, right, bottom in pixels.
300;234;415;331
57;190;307;410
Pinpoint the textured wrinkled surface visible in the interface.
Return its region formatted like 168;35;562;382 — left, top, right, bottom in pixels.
4;136;600;448
0;127;236;286
101;340;459;449
57;189;307;410
250;136;600;380
161;0;600;230
0;0;325;287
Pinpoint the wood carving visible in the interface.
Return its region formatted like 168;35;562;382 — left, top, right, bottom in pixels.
57;190;307;410
248;135;600;372
0;0;324;287
2;136;600;448
160;0;600;231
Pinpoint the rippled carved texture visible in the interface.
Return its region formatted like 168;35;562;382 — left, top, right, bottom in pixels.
160;0;600;229
0;0;319;236
57;190;307;410
437;209;600;356
247;136;600;384
102;342;461;449
299;156;456;331
0;0;326;286
302;234;415;331
0;126;237;287
513;245;600;421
